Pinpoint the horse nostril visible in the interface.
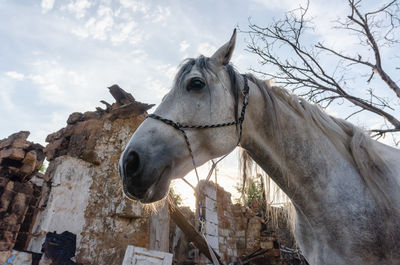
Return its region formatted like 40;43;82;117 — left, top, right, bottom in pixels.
125;151;141;177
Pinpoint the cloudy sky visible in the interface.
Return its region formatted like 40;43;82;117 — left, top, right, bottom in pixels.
1;0;399;206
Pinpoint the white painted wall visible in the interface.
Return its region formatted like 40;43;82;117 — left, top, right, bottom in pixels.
28;156;94;253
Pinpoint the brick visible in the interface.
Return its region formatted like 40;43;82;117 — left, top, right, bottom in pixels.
0;189;15;212
236;237;246;249
260;240;274;249
236;230;245;237
0;148;25;161
12;182;33;196
219;229;229;237
11;193;29;216
0;230;16;250
0;177;8;188
20;151;37;177
0;131;29;149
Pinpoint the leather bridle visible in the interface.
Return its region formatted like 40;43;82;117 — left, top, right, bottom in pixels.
146;74;250;182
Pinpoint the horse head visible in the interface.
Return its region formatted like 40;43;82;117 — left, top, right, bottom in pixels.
119;30;247;203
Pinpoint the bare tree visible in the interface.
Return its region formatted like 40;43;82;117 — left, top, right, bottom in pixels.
245;0;400;144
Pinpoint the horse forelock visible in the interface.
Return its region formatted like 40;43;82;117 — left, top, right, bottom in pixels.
174;56;242;123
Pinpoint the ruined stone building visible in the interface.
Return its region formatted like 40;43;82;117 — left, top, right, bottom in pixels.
0;86;303;265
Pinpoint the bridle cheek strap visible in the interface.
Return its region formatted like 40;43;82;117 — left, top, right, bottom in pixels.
146;74;250;182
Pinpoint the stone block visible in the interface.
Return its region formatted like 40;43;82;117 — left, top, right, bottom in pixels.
205;221;218;236
204;208;218;224
236;237;246;249
11;138;30;149
67;112;84;125
1;213;19;226
0;131;30;149
227;248;234;256
236;230;245;237
219;229;229;237
260;240;274;249
11;193;29;216
0;177;8;188
115;199;143;218
246;238;260;250
0;189;15;212
20;150;37;177
0;148;25;161
0;230;16;250
205;197;217;212
218;244;227;253
13;181;33;196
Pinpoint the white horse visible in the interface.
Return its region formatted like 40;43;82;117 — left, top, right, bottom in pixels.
119;30;400;264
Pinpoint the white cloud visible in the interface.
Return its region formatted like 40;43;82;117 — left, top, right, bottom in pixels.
120;0;150;14
179;40;190;52
197;42;217;56
110;21;137;45
63;0;92;19
78;7;114;40
25;60;89;109
41;0;55;13
155;64;178;80
71;5;115;41
0;78;16;111
5;71;25;80
146;77;169;99
68;1;168;45
145;5;171;24
252;0;306;11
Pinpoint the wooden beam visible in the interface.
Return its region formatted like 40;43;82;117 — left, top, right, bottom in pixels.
168;201;224;265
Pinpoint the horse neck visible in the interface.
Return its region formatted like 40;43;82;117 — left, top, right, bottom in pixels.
239;81;359;213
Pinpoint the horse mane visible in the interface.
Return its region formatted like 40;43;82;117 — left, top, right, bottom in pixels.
175;55;397;213
243;73;398;213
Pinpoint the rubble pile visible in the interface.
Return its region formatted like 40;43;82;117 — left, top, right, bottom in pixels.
0;131;45;251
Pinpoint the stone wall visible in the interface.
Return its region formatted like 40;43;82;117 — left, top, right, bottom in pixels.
197;181;291;264
27;85;157;265
0;131;45;251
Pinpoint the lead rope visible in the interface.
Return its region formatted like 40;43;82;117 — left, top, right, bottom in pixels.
147;74;249;185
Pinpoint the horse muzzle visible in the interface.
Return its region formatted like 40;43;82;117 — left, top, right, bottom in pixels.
119;146;171;203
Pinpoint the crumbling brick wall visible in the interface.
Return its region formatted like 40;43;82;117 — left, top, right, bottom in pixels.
197;181;290;264
0;131;45;251
28;85;158;265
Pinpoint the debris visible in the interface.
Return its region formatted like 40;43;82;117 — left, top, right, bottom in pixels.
168;200;223;264
41;231;76;265
122;246;173;265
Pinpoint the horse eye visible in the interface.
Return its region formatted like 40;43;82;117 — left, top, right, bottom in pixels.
187;78;205;91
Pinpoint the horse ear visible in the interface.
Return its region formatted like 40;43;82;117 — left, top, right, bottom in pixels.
211;29;237;66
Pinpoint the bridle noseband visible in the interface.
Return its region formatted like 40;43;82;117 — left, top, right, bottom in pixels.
146;74;250;181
